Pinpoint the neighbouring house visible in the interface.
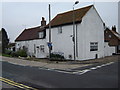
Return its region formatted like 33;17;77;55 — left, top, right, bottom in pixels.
7;43;16;52
15;5;116;60
15;17;47;58
104;26;120;54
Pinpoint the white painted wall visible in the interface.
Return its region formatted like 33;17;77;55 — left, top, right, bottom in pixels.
15;39;48;58
46;25;74;59
76;6;105;60
46;6;105;60
104;42;115;56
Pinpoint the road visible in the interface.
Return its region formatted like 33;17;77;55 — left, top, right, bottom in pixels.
2;82;16;89
1;60;119;89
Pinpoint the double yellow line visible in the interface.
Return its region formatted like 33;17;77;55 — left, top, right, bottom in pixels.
0;77;38;90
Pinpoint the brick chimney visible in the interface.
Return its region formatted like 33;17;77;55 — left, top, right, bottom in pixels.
112;25;116;32
41;17;46;26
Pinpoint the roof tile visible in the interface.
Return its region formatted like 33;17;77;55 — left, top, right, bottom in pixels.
46;5;93;27
15;26;45;41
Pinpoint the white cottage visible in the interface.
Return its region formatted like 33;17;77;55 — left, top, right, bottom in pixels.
46;5;105;60
15;5;115;60
15;17;48;58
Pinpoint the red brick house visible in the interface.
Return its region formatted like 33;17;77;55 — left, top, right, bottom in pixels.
104;26;120;54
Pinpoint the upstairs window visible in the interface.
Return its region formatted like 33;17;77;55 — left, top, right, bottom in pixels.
90;42;98;51
109;34;112;38
39;32;44;38
58;26;62;34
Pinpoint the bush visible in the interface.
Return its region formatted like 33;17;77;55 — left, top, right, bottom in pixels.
5;49;12;55
16;49;27;57
10;51;18;57
2;49;27;57
50;53;64;60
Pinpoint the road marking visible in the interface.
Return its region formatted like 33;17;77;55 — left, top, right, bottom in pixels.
0;77;38;90
78;69;91;75
76;62;115;75
96;66;102;68
90;67;97;70
39;62;115;75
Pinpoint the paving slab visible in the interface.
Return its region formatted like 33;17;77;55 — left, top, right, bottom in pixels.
1;56;91;70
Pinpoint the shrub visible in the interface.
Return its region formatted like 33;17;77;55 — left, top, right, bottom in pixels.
16;49;27;57
5;49;12;55
50;53;64;60
10;51;18;57
2;49;27;57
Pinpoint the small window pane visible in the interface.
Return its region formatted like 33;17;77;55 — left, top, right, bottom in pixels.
90;42;98;51
39;32;44;38
40;45;45;52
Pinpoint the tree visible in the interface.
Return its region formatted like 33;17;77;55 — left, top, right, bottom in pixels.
1;28;9;54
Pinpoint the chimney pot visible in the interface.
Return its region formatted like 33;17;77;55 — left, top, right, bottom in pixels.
112;25;116;32
41;17;46;26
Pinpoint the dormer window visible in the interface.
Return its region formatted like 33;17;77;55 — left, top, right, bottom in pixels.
58;26;62;34
39;32;44;38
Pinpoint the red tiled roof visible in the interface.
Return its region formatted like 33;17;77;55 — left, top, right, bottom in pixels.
15;26;45;41
105;28;120;41
110;30;120;40
15;5;93;42
46;5;93;27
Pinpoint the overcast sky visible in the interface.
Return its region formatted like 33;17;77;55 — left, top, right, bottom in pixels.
1;1;118;42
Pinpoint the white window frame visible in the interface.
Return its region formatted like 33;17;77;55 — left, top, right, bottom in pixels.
40;45;45;52
39;32;44;38
90;42;98;51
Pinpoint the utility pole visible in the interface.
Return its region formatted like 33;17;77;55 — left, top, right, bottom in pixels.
73;6;76;61
73;1;79;60
49;4;51;59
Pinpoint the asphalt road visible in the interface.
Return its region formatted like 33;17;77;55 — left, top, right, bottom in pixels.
1;60;119;88
2;82;17;89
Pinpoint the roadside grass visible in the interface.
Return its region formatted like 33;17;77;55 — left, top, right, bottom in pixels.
2;54;12;57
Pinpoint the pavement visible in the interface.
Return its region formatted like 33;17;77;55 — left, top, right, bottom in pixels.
1;56;91;70
1;55;119;70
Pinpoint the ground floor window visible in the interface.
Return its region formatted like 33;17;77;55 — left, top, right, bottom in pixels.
40;45;45;52
90;42;98;51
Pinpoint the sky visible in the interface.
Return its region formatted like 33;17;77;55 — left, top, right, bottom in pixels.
1;1;119;42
